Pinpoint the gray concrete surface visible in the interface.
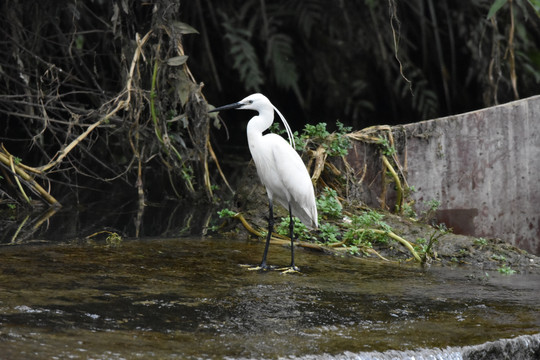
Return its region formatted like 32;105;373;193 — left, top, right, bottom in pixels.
347;96;540;255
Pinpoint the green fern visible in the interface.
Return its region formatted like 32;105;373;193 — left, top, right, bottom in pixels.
287;0;324;38
265;33;299;91
344;80;374;120
396;64;439;120
222;20;264;91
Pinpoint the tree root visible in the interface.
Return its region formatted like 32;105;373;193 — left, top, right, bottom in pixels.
346;126;409;213
382;155;403;213
364;228;421;262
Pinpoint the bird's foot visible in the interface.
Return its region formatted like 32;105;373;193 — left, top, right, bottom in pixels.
277;265;300;274
240;264;271;271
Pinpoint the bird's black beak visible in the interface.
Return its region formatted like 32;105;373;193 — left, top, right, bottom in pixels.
208;101;243;113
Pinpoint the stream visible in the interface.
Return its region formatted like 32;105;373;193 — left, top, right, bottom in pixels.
0;201;539;359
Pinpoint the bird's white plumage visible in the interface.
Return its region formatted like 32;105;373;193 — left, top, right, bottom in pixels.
240;93;318;229
250;132;317;228
209;93;318;270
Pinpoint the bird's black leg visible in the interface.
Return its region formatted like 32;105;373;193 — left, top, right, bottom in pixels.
259;199;274;270
288;204;299;271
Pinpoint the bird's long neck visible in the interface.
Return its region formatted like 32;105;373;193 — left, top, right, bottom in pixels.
247;108;273;139
246;108;274;158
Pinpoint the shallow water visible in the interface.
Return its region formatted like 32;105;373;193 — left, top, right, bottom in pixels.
0;234;539;359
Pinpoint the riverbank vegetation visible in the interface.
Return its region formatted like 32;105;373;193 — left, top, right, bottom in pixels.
2;1;540;208
1;1;540;270
215;123;539;273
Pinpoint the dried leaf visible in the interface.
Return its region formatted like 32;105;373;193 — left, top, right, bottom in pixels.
167;56;189;66
171;21;199;35
175;71;192;106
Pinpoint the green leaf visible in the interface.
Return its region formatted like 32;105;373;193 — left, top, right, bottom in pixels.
223;24;264;91
167;55;189;66
217;208;236;218
528;0;540;17
292;0;324;38
487;0;508;19
266;33;299;91
316;187;342;219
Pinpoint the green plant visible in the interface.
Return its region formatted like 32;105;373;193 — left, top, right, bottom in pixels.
327;122;352;157
420;199;442;222
497;264;516;275
316;187;342;219
303;122;330;139
343;210;391;246
360;210;390;231
434;222;451;233
347;245;360;255
270;121;351;156
268;122;286;135
491;254;507;262
415;237;427;252
276;216;312;241
217;208;237;218
266;33;300;93
402;203;417;218
300;121;352;156
319;223;341;244
293;131;307;150
221;15;264;92
346;244;373;257
415;223;450;262
268;124;306;151
474;237;488;246
106;232;123;247
376;137;396;156
427;199;441;212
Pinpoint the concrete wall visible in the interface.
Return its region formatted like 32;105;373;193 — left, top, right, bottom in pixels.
347;95;540;255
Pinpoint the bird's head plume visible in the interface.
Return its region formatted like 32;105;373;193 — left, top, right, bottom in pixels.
209;93;295;148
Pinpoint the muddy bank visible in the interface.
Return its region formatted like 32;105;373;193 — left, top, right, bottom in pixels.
373;212;540;272
225;164;540;275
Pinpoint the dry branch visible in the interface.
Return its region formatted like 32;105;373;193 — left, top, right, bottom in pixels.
0;150;60;206
1;2;233;208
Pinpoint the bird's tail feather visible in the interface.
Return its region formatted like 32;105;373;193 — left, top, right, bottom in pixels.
290;201;318;230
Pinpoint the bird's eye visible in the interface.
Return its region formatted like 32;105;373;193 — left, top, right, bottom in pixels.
248;100;254;104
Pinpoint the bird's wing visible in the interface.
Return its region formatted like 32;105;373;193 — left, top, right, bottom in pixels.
264;134;318;229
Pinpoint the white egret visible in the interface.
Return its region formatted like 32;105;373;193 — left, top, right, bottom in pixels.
209;93;318;271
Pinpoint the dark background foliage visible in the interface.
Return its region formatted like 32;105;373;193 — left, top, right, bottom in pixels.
1;0;539;204
185;0;540;128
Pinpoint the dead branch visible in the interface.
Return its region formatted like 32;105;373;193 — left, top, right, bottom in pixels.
0;149;60;206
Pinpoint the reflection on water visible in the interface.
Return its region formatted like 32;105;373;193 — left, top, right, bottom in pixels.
0;236;539;359
0;198;215;245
